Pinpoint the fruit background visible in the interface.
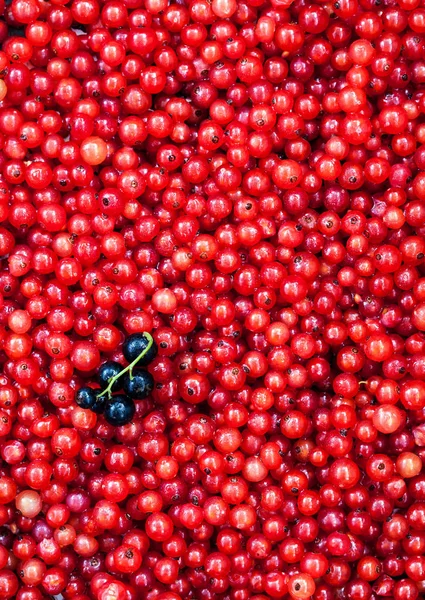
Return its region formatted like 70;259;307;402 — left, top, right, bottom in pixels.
1;0;425;599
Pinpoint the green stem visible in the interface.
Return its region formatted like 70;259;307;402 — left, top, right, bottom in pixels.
97;332;154;399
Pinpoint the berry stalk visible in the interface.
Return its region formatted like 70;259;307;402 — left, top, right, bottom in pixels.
97;332;154;399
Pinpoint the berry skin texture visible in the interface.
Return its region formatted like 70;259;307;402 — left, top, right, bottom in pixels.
122;333;158;365
75;386;98;410
104;395;135;426
122;370;154;400
98;361;123;392
1;0;425;599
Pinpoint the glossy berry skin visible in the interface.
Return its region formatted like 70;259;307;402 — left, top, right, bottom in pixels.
122;370;154;400
75;387;98;410
98;361;123;392
122;333;158;365
104;395;135;426
90;394;108;415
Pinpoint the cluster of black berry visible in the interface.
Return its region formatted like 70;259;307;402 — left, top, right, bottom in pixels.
76;333;157;426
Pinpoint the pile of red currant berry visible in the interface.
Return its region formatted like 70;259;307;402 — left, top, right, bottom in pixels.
1;0;425;598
